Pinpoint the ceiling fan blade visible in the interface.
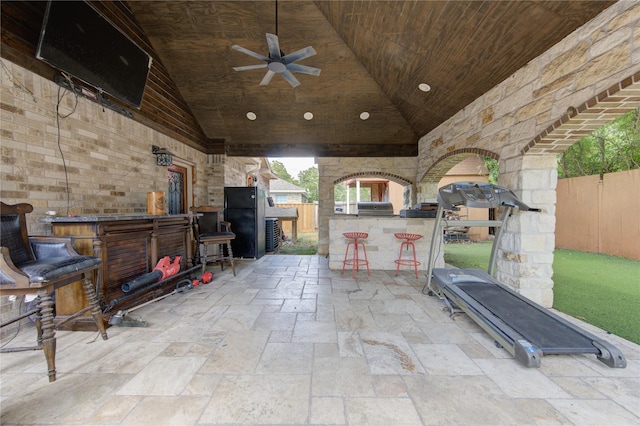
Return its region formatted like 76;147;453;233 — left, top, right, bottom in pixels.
265;33;281;60
233;64;268;71
231;44;269;62
281;70;301;88
283;46;316;64
260;70;276;86
286;63;321;76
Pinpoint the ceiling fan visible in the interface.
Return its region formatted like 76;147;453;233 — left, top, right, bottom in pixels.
231;2;321;87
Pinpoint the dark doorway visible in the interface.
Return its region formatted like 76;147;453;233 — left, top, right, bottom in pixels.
167;165;187;214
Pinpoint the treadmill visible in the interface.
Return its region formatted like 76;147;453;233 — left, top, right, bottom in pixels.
425;182;626;368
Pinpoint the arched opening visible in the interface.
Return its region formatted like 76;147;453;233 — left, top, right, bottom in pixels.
419;152;497;243
333;172;413;215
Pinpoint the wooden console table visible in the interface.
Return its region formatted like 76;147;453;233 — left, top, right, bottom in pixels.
43;214;193;329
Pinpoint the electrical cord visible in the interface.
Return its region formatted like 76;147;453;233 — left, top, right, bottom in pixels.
56;76;78;216
52;74;148;215
0;59;36;102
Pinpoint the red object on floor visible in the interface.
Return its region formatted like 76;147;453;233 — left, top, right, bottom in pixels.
152;256;182;280
341;232;370;278
394;233;423;279
200;271;213;284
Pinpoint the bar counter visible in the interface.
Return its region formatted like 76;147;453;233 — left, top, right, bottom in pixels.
42;214;193;329
328;216;444;273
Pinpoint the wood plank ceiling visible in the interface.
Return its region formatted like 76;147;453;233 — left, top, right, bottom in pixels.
127;1;613;157
2;1;615;158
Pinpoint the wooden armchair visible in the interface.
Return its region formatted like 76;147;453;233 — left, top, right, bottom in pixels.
0;202;108;382
190;206;236;276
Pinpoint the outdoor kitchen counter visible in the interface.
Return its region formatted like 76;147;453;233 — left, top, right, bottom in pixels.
328;216;444;273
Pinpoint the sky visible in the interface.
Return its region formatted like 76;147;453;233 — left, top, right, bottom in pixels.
268;157;316;177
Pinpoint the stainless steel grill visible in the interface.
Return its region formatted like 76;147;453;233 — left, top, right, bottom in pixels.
357;202;394;216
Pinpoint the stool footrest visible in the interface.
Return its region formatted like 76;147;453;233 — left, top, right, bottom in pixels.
394;259;421;266
394;236;422;279
341;234;370;277
345;259;369;267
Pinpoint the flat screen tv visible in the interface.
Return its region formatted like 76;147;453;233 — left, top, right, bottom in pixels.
36;1;152;109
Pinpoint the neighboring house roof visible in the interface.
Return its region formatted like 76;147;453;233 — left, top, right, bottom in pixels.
269;179;309;202
270;179;307;193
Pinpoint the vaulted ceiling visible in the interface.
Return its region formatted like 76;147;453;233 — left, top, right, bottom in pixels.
127;1;613;157
1;1;615;157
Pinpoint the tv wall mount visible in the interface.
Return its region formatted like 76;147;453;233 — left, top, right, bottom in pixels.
54;74;133;119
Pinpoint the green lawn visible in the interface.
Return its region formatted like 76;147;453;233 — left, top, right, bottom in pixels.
277;232;318;255
443;242;640;344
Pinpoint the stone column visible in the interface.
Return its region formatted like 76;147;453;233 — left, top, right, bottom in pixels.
419;181;439;201
498;155;557;307
317;175;334;256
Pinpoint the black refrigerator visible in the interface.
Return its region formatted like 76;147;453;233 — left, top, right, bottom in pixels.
224;187;266;259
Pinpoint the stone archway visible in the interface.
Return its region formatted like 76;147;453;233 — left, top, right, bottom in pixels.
317;157;418;255
418;148;499;200
332;171;414;215
521;74;640;156
333;171;413;187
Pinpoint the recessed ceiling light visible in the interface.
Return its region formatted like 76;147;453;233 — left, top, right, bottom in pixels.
304;112;314;120
418;83;431;92
360;112;370;120
246;112;257;120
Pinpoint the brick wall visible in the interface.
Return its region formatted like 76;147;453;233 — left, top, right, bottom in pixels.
1;61;211;230
0;60;212;336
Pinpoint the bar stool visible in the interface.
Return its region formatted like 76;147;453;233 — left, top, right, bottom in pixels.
341;232;370;278
394;233;423;278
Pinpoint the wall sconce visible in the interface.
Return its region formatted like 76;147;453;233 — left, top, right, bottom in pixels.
152;145;173;166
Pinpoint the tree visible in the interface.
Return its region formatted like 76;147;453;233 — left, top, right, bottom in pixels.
297;167;318;202
558;109;640;179
269;160;295;183
483;156;499;184
334;181;346;201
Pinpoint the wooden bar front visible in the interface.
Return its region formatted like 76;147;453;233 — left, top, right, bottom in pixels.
46;214;193;329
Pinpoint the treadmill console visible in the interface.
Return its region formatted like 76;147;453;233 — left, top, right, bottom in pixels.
437;181;534;210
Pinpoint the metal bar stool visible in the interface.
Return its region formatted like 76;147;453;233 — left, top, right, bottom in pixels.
341;232;370;278
394;233;423;278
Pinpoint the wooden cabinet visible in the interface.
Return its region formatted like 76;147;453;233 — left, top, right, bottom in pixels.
47;215;194;329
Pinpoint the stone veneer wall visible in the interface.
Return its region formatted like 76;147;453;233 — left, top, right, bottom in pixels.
318;2;639;307
328;217;441;273
317;157;418;255
416;1;640;306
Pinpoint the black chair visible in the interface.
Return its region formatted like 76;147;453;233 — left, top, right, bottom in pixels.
0;202;108;382
191;206;236;276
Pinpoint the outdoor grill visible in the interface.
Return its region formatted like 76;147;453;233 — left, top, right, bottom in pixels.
356;202;395;216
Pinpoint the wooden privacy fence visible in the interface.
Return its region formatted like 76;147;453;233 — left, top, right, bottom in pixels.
556;169;640;261
275;203;317;234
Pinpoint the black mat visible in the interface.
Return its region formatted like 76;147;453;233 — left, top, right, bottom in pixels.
455;282;598;354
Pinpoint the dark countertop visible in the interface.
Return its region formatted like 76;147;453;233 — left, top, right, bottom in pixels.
39;214;191;223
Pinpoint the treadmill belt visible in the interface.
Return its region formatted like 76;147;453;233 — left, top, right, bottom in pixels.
455;282;598;354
